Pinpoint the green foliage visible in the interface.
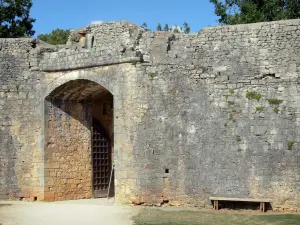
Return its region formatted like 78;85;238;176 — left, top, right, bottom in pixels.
288;141;296;150
37;29;71;45
157;22;191;33
255;106;264;112
173;26;180;33
183;22;190;34
148;72;158;79
246;91;262;101
268;98;283;105
130;60;137;66
0;0;35;37
237;148;242;152
164;24;170;31
231;108;238;113
141;22;148;29
274;107;279;113
236;135;242;142
224;88;234;99
210;0;300;25
229;113;236;122
228;101;234;105
157;23;162;31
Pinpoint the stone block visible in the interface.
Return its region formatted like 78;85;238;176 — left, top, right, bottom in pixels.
44;192;55;201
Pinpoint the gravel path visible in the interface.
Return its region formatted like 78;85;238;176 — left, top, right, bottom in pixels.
0;199;137;225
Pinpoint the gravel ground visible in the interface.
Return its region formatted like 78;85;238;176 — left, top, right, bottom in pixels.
0;199;137;225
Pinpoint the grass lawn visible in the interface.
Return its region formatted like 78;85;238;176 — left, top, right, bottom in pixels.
133;208;300;225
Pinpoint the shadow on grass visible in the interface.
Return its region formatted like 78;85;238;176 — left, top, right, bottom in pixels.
133;209;300;225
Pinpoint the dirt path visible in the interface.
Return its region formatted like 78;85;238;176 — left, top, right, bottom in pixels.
0;199;137;225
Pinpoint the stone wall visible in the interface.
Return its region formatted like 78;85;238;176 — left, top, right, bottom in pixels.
0;38;43;200
1;19;300;211
44;101;92;201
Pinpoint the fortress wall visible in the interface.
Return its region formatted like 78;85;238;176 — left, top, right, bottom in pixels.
0;19;300;210
131;19;300;210
132;64;300;210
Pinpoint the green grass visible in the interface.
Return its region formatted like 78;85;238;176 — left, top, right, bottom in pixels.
268;98;283;105
255;106;264;112
148;72;158;79
288;141;296;150
229;88;234;94
131;61;137;66
229;113;234;121
246;91;262;101
133;209;300;225
236;135;242;142
274;107;279;114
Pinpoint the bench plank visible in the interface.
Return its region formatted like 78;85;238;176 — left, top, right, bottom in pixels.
209;197;270;203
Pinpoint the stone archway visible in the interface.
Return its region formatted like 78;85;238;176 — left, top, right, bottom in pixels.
44;79;114;201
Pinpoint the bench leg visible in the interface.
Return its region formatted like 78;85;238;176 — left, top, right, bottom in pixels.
214;200;219;210
260;203;262;212
260;202;265;212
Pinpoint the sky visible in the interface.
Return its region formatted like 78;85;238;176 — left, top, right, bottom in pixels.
31;0;219;36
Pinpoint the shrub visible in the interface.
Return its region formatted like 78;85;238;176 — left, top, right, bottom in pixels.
255;106;264;112
246;91;262;101
288;141;296;150
268;98;282;105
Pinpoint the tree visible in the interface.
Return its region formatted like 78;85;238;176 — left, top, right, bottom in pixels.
172;26;180;33
0;0;35;37
157;23;162;31
173;28;180;33
210;0;300;25
141;22;147;29
164;24;170;31
183;22;191;34
38;29;71;45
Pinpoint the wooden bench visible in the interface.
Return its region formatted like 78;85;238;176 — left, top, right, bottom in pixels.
209;197;270;212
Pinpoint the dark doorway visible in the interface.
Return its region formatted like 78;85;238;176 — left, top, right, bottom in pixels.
92;119;113;198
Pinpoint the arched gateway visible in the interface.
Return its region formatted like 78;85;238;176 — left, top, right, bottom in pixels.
44;79;114;201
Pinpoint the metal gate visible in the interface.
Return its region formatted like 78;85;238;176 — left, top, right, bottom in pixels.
92;120;111;198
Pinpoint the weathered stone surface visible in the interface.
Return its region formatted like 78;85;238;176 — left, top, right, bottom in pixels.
1;19;300;211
